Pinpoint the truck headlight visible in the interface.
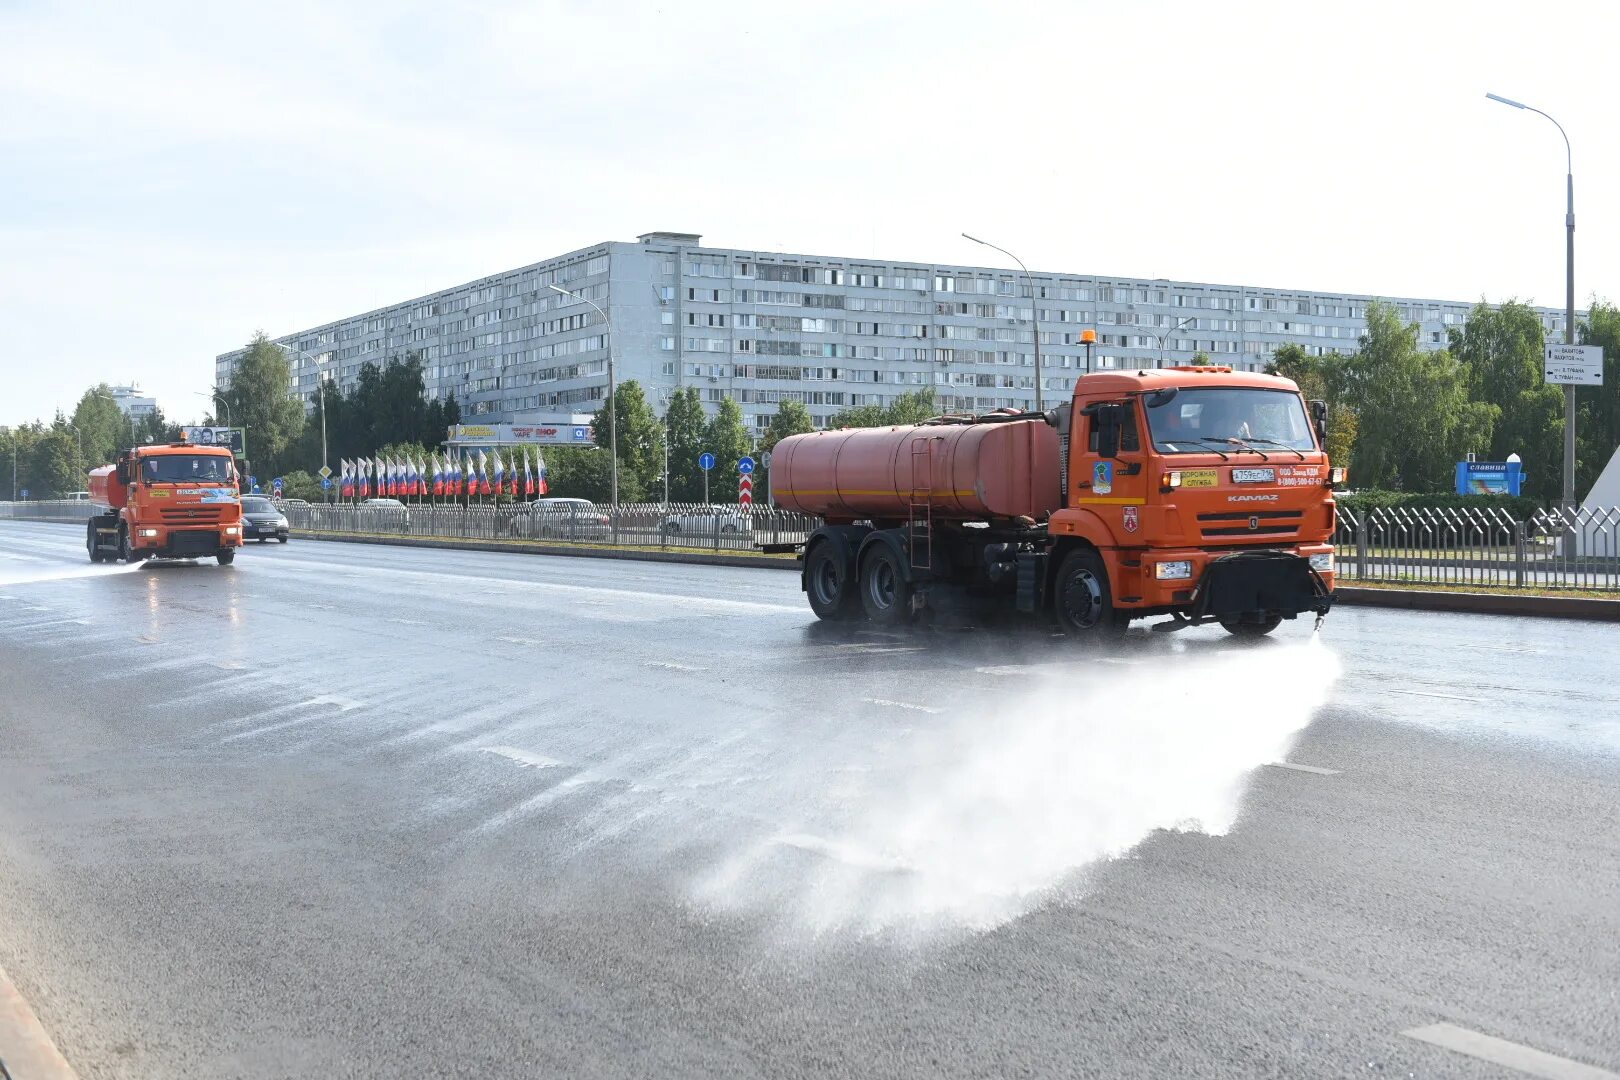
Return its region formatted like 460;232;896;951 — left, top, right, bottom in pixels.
1161;471;1183;492
138;527;159;538
224;526;240;535
1309;552;1334;572
1328;466;1348;486
1154;560;1194;580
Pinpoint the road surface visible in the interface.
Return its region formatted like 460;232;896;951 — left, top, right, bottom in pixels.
1;520;1617;1079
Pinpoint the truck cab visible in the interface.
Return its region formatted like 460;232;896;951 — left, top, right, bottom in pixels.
86;441;245;565
1048;366;1338;635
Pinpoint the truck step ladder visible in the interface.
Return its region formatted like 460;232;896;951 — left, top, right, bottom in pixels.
908;437;934;570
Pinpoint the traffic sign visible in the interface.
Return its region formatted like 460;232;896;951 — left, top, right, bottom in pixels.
698;452;716;471
739;472;753;508
272;478;284;495
738;456;756;474
18;488;27;499
761;451;772;469
321;477;333;490
1545;344;1604;386
318;465;333;479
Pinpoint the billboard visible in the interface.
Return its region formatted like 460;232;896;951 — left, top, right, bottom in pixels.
1454;459;1523;496
447;421;596;446
182;426;245;453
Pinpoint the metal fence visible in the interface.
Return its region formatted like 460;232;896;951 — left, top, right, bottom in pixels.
280;500;819;555
5;497;1617;591
1333;506;1620;592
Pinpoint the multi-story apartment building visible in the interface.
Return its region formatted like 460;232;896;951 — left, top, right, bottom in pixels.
216;231;1574;436
108;385;158;421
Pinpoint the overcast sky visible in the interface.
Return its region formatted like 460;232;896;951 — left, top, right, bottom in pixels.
3;0;1617;426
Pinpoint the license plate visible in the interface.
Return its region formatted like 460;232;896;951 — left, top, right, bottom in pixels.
1231;468;1276;483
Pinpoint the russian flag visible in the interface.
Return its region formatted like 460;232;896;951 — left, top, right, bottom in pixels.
340;460;353;498
478;450;491;496
537;448;548;495
358;459;370;499
388;459;399;498
491;450;504;496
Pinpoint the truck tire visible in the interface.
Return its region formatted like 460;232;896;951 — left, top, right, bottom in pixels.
859;544;912;625
1053;549;1128;638
87;522;104;563
217;549;236;566
805;540;859;620
1220;614;1282;638
117;527;133;563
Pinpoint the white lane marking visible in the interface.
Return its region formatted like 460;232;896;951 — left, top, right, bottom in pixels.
1267;761;1340;776
863;697;943;714
1383;688;1486;703
212;659;245;670
499;636;546;647
389;617;428;626
774;834;916;874
646;660;706;672
481;746;564;770
306;694;366;712
1402;1022;1620;1080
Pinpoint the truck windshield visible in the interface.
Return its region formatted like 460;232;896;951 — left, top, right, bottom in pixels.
1145;388;1317;454
142;455;235;483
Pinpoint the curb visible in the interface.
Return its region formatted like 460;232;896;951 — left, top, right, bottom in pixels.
0;961;77;1080
290;530;802;572
1333;585;1620;622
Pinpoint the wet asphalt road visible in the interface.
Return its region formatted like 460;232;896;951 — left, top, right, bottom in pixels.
1;520;1618;1079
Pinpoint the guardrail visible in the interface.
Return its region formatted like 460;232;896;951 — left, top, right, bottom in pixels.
5;498;1616;592
280;501;820;555
1333;506;1620;592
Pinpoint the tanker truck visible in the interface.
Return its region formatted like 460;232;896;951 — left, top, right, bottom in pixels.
769;365;1340;637
86;440;244;565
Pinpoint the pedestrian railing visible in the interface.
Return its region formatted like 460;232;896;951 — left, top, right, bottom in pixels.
0;500;97;521
279;501;819;555
1333;506;1620;592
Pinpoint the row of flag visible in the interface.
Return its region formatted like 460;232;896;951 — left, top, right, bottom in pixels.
337;448;548;499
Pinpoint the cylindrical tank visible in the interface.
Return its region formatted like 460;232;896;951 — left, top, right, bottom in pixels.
772;418;1061;523
88;464;127;509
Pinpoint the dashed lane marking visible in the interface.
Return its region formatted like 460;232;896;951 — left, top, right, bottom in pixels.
1383;688;1486;703
863;697;943;714
1266;762;1340;775
1402;1022;1620;1080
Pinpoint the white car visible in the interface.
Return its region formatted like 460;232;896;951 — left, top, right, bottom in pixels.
509;498;611;541
358;497;411;529
659;505;751;535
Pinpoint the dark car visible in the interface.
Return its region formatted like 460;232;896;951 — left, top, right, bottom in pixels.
241;496;289;543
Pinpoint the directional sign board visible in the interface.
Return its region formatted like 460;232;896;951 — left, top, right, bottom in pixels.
321;477;333;490
739;473;753;508
698;452;716;471
317;465;333;479
738;456;756;474
1545;344;1604;386
761;451;772;469
18;488;27;499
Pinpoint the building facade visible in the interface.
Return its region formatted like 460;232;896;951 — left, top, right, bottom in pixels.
108;385;158;421
216;231;1574;436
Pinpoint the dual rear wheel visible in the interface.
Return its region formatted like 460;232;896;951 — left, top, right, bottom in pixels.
804;541;912;625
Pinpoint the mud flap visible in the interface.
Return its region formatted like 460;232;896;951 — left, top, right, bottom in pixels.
1189;550;1332;623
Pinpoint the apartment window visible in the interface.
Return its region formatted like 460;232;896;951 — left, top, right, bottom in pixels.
660;336;675;350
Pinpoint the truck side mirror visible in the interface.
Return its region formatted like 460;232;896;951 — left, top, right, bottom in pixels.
115;462;131;486
1096;403;1124;460
1309;399;1329;447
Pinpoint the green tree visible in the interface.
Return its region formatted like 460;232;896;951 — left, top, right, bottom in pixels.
1579;301;1620;497
0;424;44;500
1190;350;1213;366
33;428;84;498
1449;300;1563;500
762;399;814;452
540;445;630;503
829;387;941;429
134;406;182;446
71;385;129;466
1330;301;1497;491
703;396;753;493
663;387;708;502
592;380;664;498
223;332;306;478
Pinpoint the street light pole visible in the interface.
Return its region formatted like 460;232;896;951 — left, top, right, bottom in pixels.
1153;316;1198;367
963;233;1043;412
549;285;617;507
1486;91;1578;508
197;390;232;429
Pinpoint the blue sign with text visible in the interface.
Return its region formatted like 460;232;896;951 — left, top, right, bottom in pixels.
1455;459;1523;496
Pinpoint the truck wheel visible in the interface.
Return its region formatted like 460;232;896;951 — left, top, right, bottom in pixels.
117;527;133;563
860;545;912;625
87;524;104;563
805;541;859;620
1053;549;1127;637
217;549;236;566
1220;614;1282;638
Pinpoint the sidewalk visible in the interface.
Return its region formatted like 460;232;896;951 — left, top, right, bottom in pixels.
0;961;77;1080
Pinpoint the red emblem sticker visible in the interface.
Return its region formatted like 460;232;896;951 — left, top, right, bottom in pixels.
1122;505;1140;533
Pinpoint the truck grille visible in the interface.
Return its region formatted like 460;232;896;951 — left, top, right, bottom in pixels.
159;507;226;523
1198;509;1302;539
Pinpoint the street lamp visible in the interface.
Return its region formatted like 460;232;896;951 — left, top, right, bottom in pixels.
962;233;1044;412
1486;91;1578;508
548;285;617;507
1149;316;1198;367
196;389;232;429
276;344;330;497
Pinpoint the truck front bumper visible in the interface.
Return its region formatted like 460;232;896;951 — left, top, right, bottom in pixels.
1131;545;1334;621
130;524;243;557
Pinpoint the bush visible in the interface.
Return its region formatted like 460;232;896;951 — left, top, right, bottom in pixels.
1336;489;1543;519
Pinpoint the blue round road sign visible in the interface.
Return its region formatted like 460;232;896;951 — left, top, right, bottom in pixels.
738;456;756;474
698;452;716;471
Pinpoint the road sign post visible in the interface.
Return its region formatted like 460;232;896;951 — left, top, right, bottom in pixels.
698;452;715;505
